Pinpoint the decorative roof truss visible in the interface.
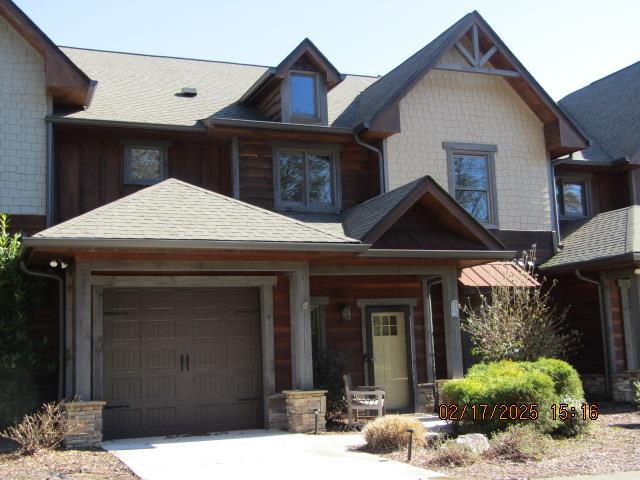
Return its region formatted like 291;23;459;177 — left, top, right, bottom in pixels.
435;24;520;78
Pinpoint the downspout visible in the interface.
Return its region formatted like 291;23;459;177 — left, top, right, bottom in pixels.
548;158;561;251
354;131;386;194
574;269;611;396
20;260;65;400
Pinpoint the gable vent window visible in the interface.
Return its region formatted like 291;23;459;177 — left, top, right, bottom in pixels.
290;72;319;120
275;147;340;212
444;142;498;228
123;141;170;185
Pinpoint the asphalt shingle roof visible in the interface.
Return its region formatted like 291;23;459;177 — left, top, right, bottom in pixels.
541;206;640;270
559;61;640;163
59;47;378;128
32;179;359;245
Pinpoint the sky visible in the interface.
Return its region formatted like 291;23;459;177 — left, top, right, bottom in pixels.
14;0;640;100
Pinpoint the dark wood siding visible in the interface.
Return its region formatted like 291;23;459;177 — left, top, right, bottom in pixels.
54;126;232;223
607;277;627;373
6;214;46;236
273;274;292;391
310;275;429;386
238;138;380;211
490;230;554;262
550;273;606;375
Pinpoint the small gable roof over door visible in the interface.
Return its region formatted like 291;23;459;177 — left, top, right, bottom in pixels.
341;175;505;251
342;10;586;157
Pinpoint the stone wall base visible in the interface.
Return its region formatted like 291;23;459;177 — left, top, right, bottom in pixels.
64;401;106;449
282;390;327;433
611;371;640;402
581;374;608;398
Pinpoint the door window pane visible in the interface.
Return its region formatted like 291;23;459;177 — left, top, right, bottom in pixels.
291;74;317;117
279;152;305;202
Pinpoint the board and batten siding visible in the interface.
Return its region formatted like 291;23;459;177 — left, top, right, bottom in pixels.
385;48;551;232
0;16;47;216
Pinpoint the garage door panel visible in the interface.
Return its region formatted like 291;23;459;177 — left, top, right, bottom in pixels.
193;318;227;339
104;287;263;439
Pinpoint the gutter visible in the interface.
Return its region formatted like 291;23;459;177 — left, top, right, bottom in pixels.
354;129;386;194
205;117;354;135
20;260;65;401
46;116;206;132
360;249;517;259
574;269;611;396
22;237;369;253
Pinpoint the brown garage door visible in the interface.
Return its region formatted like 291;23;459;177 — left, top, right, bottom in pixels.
103;287;263;439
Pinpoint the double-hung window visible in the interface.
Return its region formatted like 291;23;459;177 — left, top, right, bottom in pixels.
445;142;498;227
276;147;338;211
556;176;589;218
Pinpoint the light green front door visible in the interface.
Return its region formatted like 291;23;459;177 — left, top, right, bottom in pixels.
372;311;410;411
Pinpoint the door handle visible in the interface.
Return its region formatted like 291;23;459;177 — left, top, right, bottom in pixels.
180;354;184;371
186;354;190;371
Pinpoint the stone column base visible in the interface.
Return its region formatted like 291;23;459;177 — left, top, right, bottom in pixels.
282;390;327;433
64;401;106;449
268;394;287;430
611;371;640;402
581;374;607;398
416;383;437;413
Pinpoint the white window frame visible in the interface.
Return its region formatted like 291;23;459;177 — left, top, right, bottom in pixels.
555;174;591;220
273;144;341;213
444;142;499;229
123;140;170;186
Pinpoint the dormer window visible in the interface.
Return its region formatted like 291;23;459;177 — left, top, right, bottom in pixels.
290;72;319;119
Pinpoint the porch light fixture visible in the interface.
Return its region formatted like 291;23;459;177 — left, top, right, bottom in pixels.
49;260;58;268
340;304;351;322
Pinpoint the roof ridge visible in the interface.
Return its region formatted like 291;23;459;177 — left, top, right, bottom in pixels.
344;176;427;216
171;179;359;243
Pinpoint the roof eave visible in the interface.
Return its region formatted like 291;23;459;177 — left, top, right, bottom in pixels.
204;116;353;135
360;249;516;259
22;237;369;253
540;252;640;273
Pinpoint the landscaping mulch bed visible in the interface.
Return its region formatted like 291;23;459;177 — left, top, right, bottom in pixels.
382;402;640;480
0;439;138;480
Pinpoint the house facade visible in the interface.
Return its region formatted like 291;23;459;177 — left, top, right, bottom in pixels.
1;0;599;439
540;62;640;401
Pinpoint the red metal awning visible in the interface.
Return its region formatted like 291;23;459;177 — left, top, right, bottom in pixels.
459;261;539;288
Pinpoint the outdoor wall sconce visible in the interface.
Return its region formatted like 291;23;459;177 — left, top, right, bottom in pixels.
49;259;68;269
340;304;351;322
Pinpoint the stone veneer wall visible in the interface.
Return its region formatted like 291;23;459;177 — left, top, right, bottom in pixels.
64;401;106;449
282;390;327;433
581;374;608;398
611;371;640;402
0;17;47;215
268;393;287;430
385;48;551;232
416;383;437;413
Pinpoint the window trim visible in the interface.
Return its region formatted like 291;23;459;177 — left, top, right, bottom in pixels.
273;143;342;213
555;174;591;220
122;140;170;186
444;142;499;229
282;70;327;125
310;297;328;353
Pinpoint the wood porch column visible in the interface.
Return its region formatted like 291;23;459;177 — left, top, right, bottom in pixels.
289;264;313;389
74;265;92;399
442;268;464;379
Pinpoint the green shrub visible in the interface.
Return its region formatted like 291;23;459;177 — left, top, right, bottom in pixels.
440;360;558;434
554;397;591;437
529;358;583;399
487;424;551;462
634;381;640;407
362;415;426;452
312;349;347;420
428;439;478;467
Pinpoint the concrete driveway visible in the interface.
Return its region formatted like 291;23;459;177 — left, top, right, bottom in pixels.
103;430;450;480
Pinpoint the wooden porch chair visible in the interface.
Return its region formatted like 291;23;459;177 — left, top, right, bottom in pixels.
342;374;385;425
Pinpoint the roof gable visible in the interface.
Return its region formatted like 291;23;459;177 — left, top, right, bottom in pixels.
342;175;505;250
0;0;93;108
344;11;586;157
30;179;360;247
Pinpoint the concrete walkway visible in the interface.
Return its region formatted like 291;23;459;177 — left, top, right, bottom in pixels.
104;430;451;480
